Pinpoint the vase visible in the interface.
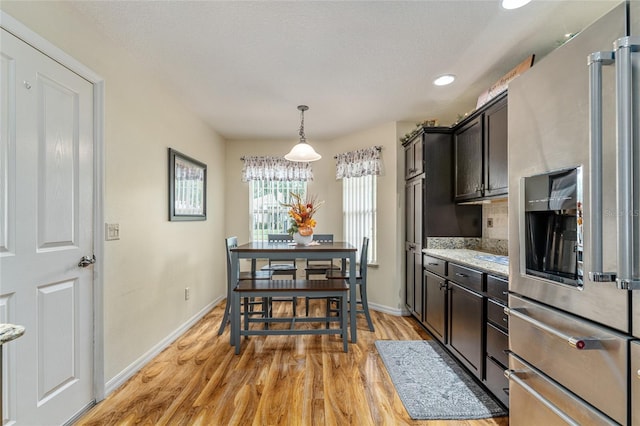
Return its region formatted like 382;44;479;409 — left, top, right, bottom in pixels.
293;231;313;246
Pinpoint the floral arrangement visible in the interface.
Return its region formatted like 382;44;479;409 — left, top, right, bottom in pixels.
282;192;324;236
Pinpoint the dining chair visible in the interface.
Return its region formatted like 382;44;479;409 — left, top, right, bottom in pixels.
304;233;340;316
217;236;273;335
304;234;340;278
325;237;374;331
260;234;298;315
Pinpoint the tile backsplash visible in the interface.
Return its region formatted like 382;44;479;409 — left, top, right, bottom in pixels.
483;200;508;240
426;200;509;256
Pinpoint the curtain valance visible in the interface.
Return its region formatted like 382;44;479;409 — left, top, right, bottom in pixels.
335;146;383;179
241;156;314;182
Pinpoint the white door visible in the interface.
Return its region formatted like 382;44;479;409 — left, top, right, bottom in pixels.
0;29;95;425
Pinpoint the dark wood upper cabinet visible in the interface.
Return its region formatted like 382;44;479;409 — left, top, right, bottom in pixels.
404;132;424;179
453;117;483;201
453;92;508;202
484;96;508;197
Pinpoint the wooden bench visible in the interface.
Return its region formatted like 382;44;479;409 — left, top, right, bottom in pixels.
232;279;349;354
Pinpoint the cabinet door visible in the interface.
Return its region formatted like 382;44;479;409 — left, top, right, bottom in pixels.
414;250;423;320
448;282;484;379
404;134;423;179
454;116;483;201
404;246;422;319
424;271;447;344
405;247;415;312
405;177;423;245
484;97;508;197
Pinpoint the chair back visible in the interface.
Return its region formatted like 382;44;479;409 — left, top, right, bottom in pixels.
225;236;239;284
313;234;334;243
306;234;334;268
267;234;293;242
266;234;296;268
358;237;370;280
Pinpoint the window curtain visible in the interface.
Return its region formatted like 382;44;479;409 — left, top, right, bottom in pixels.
334;146;383;179
241;156;314;182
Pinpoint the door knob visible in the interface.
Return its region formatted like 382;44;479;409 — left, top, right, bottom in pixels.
78;255;96;268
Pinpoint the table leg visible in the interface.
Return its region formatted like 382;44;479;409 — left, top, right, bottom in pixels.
232;288;241;354
349;252;357;343
341;290;348;352
228;251;240;345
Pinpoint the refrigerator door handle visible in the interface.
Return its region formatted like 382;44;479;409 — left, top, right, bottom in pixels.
587;51;616;284
505;370;581;426
613;36;640;291
505;307;603;350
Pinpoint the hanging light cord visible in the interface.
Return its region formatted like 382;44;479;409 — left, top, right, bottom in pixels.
298;105;308;144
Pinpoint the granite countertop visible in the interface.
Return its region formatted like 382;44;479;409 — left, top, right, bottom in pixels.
0;324;25;345
423;248;509;277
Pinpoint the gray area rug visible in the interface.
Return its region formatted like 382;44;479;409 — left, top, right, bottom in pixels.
375;340;507;420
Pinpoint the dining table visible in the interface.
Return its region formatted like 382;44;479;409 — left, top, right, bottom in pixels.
228;240;358;347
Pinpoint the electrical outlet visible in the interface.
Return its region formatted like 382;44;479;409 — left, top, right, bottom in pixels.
105;223;120;240
185;287;190;300
487;218;494;228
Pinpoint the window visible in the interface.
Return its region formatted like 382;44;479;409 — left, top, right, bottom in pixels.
343;175;376;264
250;180;306;241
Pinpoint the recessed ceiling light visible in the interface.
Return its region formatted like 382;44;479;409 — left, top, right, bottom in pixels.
501;0;531;10
433;74;455;86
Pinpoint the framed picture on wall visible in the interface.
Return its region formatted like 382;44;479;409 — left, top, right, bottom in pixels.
168;148;207;221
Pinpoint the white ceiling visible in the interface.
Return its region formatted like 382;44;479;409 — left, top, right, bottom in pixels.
69;0;618;141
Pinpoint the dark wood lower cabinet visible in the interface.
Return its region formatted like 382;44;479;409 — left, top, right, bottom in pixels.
447;282;483;380
423;271;447;344
405;246;422;320
423;257;509;409
485;275;509;408
485;356;510;407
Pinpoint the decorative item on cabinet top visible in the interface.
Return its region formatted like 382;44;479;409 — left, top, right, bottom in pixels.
400;119;440;144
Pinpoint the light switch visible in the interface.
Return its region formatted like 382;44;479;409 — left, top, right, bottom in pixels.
105;223;120;241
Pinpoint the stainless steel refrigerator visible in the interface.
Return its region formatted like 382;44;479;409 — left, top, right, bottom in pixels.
507;1;639;424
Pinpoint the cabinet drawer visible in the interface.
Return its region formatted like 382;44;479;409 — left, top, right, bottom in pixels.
487;274;508;303
448;263;483;293
485;356;509;408
486;323;509;367
487;299;508;331
424;255;446;276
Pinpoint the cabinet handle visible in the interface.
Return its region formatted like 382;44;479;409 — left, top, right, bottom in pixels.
455;272;468;278
502;291;509;296
439;282;448;290
428;262;440;266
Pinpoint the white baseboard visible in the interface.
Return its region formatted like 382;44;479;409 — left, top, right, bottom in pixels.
104;296;224;396
368;301;410;316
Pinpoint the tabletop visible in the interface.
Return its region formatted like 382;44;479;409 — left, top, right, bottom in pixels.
232;241;356;253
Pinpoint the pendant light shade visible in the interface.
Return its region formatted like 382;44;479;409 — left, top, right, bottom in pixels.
285;105;322;162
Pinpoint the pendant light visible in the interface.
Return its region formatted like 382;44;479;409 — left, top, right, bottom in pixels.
284;105;322;162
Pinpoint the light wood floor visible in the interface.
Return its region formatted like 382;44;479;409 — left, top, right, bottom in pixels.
77;300;509;425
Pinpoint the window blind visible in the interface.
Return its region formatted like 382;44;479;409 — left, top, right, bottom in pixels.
343;174;376;263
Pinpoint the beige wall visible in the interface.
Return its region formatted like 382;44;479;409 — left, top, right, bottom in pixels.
1;0;407;394
1;2;228;382
225;122;406;313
